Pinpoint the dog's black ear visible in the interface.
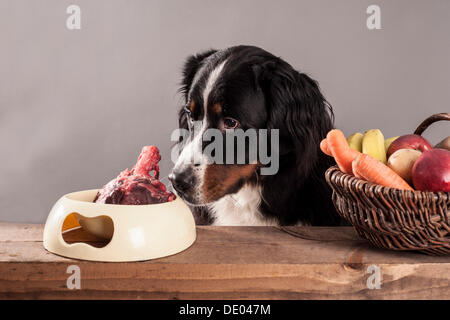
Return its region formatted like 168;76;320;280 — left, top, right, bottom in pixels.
178;49;217;130
180;49;217;102
263;61;334;176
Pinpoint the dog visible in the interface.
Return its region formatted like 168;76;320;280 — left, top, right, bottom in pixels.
169;45;342;226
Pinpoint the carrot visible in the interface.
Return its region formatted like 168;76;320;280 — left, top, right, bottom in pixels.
62;213;80;231
351;160;364;179
352;153;414;191
320;138;332;156
326;129;360;174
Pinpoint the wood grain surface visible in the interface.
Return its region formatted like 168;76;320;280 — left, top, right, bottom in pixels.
0;223;449;299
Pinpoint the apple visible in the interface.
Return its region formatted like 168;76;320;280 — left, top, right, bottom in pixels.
387;149;422;185
387;134;432;158
412;149;450;192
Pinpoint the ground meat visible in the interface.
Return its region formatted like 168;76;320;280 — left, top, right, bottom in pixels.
94;146;175;205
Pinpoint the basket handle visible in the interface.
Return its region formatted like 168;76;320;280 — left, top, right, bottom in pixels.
413;113;450;136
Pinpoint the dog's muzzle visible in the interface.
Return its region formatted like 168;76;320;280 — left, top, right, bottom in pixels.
168;165;199;202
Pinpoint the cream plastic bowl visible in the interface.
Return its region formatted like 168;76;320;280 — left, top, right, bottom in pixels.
43;189;196;262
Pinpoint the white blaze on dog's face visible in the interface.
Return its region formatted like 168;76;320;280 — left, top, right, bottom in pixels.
171;60;227;204
170;52;268;205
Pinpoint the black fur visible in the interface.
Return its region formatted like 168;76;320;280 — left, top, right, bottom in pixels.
177;45;343;226
178;49;217;134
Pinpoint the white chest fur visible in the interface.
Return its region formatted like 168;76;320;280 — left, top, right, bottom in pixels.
208;184;279;226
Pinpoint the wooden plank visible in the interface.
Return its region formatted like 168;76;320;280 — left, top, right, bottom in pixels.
0;223;447;264
0;223;45;242
0;262;449;299
0;223;449;299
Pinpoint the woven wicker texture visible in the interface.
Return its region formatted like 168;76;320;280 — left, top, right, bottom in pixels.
326;166;449;255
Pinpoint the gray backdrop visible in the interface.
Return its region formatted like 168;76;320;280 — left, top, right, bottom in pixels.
1;0;449;223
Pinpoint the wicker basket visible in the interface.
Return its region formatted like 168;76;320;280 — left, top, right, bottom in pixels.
325;113;450;255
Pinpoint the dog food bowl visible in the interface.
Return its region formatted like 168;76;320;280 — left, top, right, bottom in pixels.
43;189;196;262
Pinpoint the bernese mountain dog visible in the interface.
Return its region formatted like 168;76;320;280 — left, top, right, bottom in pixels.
169;45;342;226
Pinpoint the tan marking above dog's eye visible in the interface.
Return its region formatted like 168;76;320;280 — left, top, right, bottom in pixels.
189;100;195;113
212;103;222;114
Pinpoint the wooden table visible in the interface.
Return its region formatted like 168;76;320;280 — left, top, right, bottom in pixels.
0;223;449;299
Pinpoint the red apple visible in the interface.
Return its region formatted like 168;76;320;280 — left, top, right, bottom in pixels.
412;149;450;192
387;134;432;158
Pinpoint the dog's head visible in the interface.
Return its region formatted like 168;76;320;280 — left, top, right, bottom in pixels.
169;45;333;205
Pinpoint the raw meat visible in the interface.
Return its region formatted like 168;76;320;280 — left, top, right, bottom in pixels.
94;146;175;205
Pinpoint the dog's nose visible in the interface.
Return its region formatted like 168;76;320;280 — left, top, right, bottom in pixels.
168;169;192;195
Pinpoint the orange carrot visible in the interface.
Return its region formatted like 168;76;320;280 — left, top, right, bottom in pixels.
62;213;80;231
352;153;414;191
351;160;364;179
326;129;360;174
320;138;332;156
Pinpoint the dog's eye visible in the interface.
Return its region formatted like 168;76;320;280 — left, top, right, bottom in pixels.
223;117;239;129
